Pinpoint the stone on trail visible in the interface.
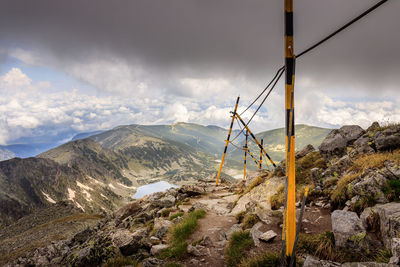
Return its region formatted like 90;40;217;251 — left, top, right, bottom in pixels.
259;230;277;242
250;222;264;247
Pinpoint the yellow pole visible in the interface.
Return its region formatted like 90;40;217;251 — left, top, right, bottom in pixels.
216;96;240;186
260;139;263;169
284;0;296;261
235;114;276;167
243;130;248;180
247;149;261;169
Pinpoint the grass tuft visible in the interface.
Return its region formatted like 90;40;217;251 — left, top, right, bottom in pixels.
330;172;360;208
103;256;139;267
297;231;336;261
225;230;254;267
241;213;260;229
238;252;280;267
270;185;285;210
159;209;206;259
169;212;184;221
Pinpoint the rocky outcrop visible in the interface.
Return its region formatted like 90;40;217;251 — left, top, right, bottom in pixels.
296;144;315;159
331;210;366;248
303;255;397;267
374;125;400;151
319;125;365;158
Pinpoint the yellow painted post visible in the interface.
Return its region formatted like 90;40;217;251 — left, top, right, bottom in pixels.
260;139;263;169
216;96;240;186
235;114;276;168
247;149;261;169
243;130;248;180
284;0;296;262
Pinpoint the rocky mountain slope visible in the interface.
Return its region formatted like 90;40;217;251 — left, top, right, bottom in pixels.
4;121;400;267
0;147;15;161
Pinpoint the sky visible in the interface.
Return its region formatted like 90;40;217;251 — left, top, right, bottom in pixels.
0;0;399;146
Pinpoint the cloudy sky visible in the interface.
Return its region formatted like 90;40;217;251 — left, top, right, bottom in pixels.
0;0;399;145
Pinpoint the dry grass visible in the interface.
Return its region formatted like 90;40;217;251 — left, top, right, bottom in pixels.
349;150;400;173
330;172;360;207
270;185;285;210
240;175;267;196
297;232;336;261
241;213;259;229
296;151;326;185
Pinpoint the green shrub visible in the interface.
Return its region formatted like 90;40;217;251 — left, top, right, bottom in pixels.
383;180;400;201
375;248;392;263
161;208;172;217
270;185;285;210
297;232;335;261
103;256;139;267
241;213;259;229
159;209;206;260
239;252;280;267
225;230;254;267
169;212;184;221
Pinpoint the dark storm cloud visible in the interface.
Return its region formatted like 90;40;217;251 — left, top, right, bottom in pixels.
0;0;398;94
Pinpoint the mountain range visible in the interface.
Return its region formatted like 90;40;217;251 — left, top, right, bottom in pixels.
0;122;331;226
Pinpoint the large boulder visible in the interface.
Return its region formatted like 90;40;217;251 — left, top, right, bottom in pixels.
296;144;315;159
319;126;365;158
110;228;148;256
350;171;388;204
374;125;400;151
114;201;142;223
331;210;366;248
375;202;400;247
154;194;176;208
178;185;205;196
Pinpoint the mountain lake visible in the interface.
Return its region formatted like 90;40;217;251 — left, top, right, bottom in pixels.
132;181;178;198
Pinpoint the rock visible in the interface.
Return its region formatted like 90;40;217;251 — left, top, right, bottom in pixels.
114;201;142;223
200;235;213;247
111;228;148;256
353;136;375;155
154;227;169;239
155;194;176;208
303;255;341;267
375;202;400;247
331;210;365;248
187;244;203;256
154;218;173;230
351;171;388;204
296;144;315;159
319;125;365;158
178;185;205;196
142;257;164;267
150;244;168;255
250;222;264;247
149;236;160;245
374;125;400;151
259;230;277;242
255;206;273;224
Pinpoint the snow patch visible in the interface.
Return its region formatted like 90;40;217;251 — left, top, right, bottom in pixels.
100;193;108;199
87;176;105;186
41;191;56;204
82;189;92;202
108;183;116;189
68;188;75;200
75;202;85;211
117;182;136;189
77;181;93;191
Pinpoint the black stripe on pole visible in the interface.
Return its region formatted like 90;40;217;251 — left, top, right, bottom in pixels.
285;12;294;36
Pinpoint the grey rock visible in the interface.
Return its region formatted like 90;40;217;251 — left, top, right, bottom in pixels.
142;257;164;267
111;228;148;256
259;230;277;242
154;226;169;239
296;144;315;159
319;125;365;157
375;202;400;247
331;210;365;248
303;255;341;267
155;194;176;208
150;244;168;255
200;235;213;247
250;222;263;247
374;125;400;151
187;244;203;256
154;217;173;230
178;185;205;196
391;238;400;258
351;171;388;204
